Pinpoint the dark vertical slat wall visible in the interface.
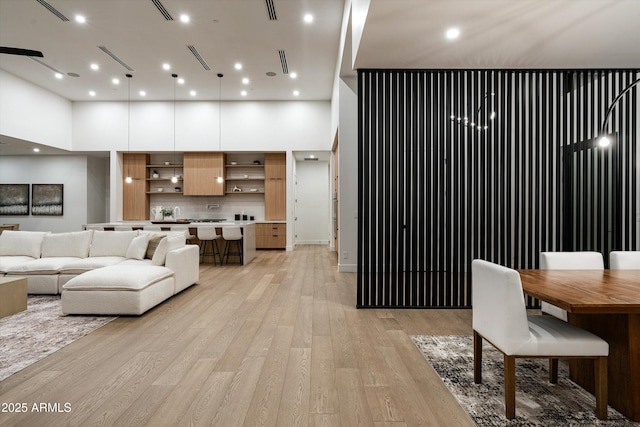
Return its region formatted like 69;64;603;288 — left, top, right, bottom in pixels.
357;69;639;308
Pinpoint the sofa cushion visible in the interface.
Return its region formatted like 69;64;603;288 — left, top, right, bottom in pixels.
151;234;186;266
0;230;49;258
41;231;93;258
59;256;126;274
126;234;150;260
90;231;137;257
0;255;36;273
7;257;82;275
63;265;174;291
144;234;165;260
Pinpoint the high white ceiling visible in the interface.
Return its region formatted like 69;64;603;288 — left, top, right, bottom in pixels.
1;0;639;106
0;0;344;102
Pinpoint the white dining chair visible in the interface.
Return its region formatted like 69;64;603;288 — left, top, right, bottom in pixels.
609;251;640;270
222;227;243;264
539;251;604;321
472;259;609;420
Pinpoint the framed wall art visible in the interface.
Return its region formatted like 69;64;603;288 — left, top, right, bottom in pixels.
31;184;63;216
0;184;30;215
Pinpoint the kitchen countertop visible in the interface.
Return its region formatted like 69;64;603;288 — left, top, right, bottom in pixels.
84;220;257;228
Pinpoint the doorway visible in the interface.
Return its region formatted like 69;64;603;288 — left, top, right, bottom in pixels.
294;152;331;245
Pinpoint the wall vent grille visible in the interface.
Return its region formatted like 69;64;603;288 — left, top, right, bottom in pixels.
150;0;174;20
278;50;288;74
98;46;134;71
265;0;277;20
36;0;70;21
187;45;211;71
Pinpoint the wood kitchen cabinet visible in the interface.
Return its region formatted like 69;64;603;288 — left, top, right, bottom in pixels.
183;152;225;195
123;153;149;220
256;223;286;249
264;152;286;220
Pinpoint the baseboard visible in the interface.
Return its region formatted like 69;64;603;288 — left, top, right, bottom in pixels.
338;263;357;273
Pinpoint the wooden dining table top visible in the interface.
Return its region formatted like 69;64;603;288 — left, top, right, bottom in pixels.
518;269;640;314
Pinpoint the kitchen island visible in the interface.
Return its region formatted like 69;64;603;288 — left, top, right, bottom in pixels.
83;221;256;265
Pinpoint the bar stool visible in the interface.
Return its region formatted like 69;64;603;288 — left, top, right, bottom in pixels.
197;226;221;264
170;225;195;243
222;227;243;264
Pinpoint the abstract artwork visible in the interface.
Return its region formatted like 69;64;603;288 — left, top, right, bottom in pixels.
0;184;29;215
31;184;63;216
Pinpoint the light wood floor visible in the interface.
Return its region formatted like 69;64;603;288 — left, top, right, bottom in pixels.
0;245;475;427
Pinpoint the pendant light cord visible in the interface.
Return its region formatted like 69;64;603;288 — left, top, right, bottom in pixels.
172;73;178;179
126;73;132;179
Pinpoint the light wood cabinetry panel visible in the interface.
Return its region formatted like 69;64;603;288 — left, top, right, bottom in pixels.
264;153;286;220
183;152;225;196
256;223;286;249
123;153;149;220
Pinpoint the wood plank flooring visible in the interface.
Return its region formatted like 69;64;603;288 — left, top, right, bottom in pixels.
0;246;475;426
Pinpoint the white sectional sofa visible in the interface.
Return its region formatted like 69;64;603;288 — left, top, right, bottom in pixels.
0;229;199;315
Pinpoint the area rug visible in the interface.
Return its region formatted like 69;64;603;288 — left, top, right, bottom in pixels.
411;335;639;426
0;295;116;382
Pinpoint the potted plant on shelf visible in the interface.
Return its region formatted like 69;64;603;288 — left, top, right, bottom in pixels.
161;207;174;221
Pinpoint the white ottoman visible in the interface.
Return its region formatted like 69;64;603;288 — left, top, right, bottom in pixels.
61;265;175;315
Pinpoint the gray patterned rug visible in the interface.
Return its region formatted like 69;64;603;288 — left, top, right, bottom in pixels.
412;335;639;426
0;295;116;382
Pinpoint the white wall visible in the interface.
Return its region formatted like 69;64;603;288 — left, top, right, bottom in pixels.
0;155;106;232
338;78;358;272
294;160;331;244
0;70;72;150
73;101;331;152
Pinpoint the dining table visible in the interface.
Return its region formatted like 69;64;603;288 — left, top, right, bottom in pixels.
518;269;640;421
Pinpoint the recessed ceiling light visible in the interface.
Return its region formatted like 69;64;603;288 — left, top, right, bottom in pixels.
445;27;460;40
54;73;63;79
290;72;298;79
303;14;314;23
242;77;249;85
293;90;300;96
189;90;196;96
112;78;120;85
90;63;99;71
139;90;146;96
180;14;190;23
241;90;247;97
234;63;243;70
162;63;171;70
75;15;86;24
177;78;185;84
89;91;96;97
33;148;40;153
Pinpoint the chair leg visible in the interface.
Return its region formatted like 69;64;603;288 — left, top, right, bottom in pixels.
504;355;516;420
473;330;483;384
549;358;558;384
594;356;608;420
212;239;221;265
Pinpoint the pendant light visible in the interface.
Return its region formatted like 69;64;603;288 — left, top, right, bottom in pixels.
171;73;179;184
216;73;224;184
124;73;133;184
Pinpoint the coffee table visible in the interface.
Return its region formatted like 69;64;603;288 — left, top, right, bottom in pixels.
0;277;28;318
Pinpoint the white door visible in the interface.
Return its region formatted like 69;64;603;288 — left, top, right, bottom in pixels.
295;161;331;244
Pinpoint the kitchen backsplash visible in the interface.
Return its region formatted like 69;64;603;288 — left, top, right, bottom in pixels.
148;193;266;221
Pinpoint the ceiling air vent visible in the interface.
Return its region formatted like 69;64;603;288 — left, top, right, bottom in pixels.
98;46;134;71
36;0;70;21
265;0;277;20
187;45;211;71
150;0;174;20
304;157;319;161
278;50;288;74
30;57;64;74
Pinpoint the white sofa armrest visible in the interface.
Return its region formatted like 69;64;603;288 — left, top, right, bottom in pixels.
165;245;199;294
